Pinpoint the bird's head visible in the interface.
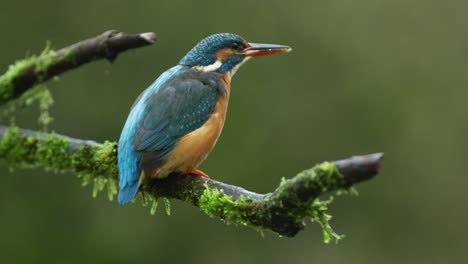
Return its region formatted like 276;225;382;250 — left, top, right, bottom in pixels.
179;33;291;78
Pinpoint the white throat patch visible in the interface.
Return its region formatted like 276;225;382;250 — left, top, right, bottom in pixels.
193;60;223;72
227;57;251;80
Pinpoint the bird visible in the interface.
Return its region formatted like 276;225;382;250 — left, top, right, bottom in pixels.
117;33;291;204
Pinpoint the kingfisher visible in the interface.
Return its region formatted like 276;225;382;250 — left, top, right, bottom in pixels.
117;33;291;204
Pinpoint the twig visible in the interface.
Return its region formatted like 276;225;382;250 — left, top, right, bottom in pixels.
0;30;156;104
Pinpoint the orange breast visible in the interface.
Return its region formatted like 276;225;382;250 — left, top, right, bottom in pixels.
150;76;231;178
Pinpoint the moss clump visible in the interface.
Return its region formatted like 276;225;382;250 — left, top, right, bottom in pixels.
150;198;159;215
140;193;159;215
0;56;39;101
298;162;347;243
294;161;346;192
34;43;57;81
197;162;350;242
0;126;38;166
308;197;344;243
35;86;54;129
199;184;254;226
36;133;72;171
0;44;56;129
0;126;71;170
0;45;57;103
106;177;118;201
71;142;117;175
269;161;348;243
72;141;118;200
0;125;119;201
139;193;170;216
1;85;55;131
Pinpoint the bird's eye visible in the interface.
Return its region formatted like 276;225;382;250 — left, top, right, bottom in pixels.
231;42;243;51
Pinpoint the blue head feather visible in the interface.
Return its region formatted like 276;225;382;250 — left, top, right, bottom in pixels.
179;33;247;73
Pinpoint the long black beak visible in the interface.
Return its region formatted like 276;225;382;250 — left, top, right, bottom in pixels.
240;43;292;57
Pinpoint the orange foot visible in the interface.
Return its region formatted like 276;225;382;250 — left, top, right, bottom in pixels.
189;168;210;179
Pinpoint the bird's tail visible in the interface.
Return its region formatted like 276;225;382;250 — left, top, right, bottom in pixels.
118;181;140;205
117;148;142;205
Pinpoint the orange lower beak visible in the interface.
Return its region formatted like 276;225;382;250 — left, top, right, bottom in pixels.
240;43;292;57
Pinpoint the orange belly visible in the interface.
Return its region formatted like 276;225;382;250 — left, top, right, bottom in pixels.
150;76;231;178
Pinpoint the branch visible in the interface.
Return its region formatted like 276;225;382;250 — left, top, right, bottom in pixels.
0;125;383;240
0;30;156;105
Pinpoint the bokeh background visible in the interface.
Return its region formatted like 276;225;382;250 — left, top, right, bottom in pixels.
1;0;467;263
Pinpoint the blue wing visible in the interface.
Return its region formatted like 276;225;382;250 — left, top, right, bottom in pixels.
118;66;181;204
117;66;221;204
135;71;219;173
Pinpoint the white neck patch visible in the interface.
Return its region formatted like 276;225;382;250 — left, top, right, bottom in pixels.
193;60;223;72
226;57;251;80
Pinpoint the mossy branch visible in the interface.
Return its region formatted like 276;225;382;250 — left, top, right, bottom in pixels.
0;30;156;104
0;125;383;241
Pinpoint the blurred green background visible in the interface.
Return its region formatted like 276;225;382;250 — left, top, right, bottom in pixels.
1;0;467;263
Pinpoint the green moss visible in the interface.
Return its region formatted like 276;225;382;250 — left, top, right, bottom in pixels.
138;193;166;216
295;162;346;243
298;162;347;243
270;161;348;242
0;125;119;201
293;161;346;192
36;133;71;171
1;85;55;131
198;162;350;242
62;47;77;65
0;55;39;101
0;126;38;166
0;43;58;102
308;197;344;243
106;178;118;201
0;43;56;128
34;42;56;81
139;193;158;215
162;198;171;216
150;199;158;215
93;141;118;175
199;184;254;226
36;87;54;129
0;126;74;171
72;141;118;200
